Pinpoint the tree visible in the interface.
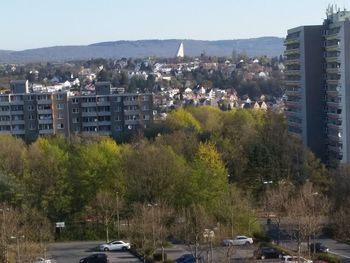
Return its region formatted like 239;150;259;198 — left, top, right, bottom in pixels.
26;138;72;221
165;108;202;133
86;191;118;243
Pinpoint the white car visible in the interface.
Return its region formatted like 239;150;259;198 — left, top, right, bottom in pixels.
223;235;253;246
99;240;131;251
34;258;52;263
282;255;312;263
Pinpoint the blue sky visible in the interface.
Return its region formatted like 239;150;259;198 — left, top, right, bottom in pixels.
0;0;347;50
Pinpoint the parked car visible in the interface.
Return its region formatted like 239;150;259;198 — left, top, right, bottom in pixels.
34;257;52;263
79;253;109;263
309;242;329;253
255;247;284;259
223;235;254;246
99;240;130;251
175;254;204;263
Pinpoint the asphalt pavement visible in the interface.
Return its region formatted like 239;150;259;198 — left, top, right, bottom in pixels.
48;241;141;263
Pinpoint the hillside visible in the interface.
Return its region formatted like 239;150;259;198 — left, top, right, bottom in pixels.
0;37;284;63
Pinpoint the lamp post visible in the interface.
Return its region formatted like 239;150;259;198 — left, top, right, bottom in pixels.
203;229;215;263
148;203;158;249
10;235;24;263
311;192;318;256
116;191;120;237
0;208;9;263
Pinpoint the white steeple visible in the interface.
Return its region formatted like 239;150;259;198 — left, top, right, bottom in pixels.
176;42;184;58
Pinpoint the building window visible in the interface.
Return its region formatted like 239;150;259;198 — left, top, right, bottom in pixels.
115;115;122;121
72;98;79;104
57;104;64;110
28;114;35;120
58;113;64;119
57;123;64;129
72;108;79;113
26;95;35;101
56;94;64;100
28;105;35;111
29;124;36;130
142;105;149;110
115;125;122;131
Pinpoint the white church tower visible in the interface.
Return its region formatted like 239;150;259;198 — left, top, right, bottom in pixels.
176;42;185;58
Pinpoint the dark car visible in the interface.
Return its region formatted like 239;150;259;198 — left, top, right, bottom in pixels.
176;254;204;263
310;243;329;253
79;253;109;263
255;247;284;259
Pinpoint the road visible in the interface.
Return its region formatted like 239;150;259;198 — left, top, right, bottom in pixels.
48;241;141;263
315;238;350;263
48;242;256;263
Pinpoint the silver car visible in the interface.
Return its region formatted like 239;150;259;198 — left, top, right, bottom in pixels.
99;240;131;251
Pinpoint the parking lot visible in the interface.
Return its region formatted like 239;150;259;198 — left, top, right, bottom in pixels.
48;241;141;263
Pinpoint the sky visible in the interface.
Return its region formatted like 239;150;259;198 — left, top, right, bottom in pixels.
0;0;347;50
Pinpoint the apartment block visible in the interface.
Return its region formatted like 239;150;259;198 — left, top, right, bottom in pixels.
0;81;153;141
285;8;350;166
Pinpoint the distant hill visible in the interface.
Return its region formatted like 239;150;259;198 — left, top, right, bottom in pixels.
0;37;284;63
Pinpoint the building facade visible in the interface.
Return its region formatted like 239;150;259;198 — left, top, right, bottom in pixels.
0;81;153;141
285;8;350;166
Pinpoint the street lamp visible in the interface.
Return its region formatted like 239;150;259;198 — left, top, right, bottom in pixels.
0;208;9;263
10;235;24;263
147;203;158;249
203;229;215;263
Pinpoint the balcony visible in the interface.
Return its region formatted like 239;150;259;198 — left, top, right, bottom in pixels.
11;120;25;125
37;109;52;114
328;144;343;154
96;101;110;107
284;48;300;55
38;119;53;125
0;101;10;106
98;121;111;126
285;111;300;117
325;44;340;52
326;90;340;96
37;100;51;105
284;70;301;76
39;129;54;135
326;68;340;74
284;80;301;86
284;59;300;65
327;112;341;119
124;110;140;115
81;102;97;107
0;111;10;116
325;56;340;63
81;111;98;117
284;38;299;45
285;90;301;96
125;119;140;125
327;122;342;130
326;79;340;85
82;122;98;127
10;110;24;115
285;101;300;107
123;100;139;106
327;101;341;108
97;111;112;116
325;33;340;40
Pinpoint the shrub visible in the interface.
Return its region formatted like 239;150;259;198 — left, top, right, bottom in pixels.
153;252;167;261
315;253;341;263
